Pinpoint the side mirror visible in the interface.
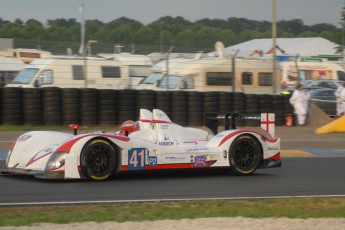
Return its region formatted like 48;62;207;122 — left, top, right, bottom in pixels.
34;79;40;88
179;80;187;89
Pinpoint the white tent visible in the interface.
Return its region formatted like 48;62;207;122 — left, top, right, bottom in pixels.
221;37;339;58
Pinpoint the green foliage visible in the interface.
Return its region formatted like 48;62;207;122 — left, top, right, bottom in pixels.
0;16;341;53
1;198;345;226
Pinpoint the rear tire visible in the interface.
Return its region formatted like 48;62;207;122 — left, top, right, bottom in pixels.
80;139;117;181
228;135;262;175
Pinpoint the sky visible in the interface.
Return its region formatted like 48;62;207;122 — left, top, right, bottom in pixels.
0;0;343;27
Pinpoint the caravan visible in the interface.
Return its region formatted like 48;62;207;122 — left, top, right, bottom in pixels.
280;59;345;88
6;54;152;89
0;48;51;63
0;56;25;87
145;55;281;94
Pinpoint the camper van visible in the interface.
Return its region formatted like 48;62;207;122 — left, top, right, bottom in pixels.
6;54;152;89
280;59;345;88
146;55;281;94
0;48;51;63
0;56;25;87
136;57;193;90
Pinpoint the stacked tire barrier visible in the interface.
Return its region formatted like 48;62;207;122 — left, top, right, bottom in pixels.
155;91;171;117
2;87;22;125
245;94;260;126
0;87;297;127
62;88;80;125
80;88;99;126
232;92;246;126
171;91;188;126
22;88;43;126
118;89;137;123
136;90;156;118
203;92;219;114
218;92;233;113
43;87;62;125
0;88;2;124
188;91;203;126
98;89;118;125
272;95;286;126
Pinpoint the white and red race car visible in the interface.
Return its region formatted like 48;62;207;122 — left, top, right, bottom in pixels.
2;109;281;181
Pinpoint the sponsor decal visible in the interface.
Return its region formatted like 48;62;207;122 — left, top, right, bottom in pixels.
187;147;209;152
157;141;174;146
18;134;31;142
194;155;207;167
165;156;186;161
156;113;167;119
148;156;157;166
268;147;279;150
183;140;198;145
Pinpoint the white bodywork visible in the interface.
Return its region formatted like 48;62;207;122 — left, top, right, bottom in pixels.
4;109;281;180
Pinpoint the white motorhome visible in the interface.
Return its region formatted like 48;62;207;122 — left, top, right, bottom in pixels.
146;55;281;94
136;57;193;90
280;59;345;88
6;54;152;89
0;56;25;87
0;48;51;63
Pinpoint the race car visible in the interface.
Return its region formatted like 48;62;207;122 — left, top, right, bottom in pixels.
2;109;281;181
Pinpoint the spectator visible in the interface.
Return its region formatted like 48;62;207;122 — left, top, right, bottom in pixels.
289;84;310;126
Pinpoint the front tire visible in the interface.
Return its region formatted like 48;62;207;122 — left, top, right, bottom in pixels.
229;135;262;175
80;139;117;181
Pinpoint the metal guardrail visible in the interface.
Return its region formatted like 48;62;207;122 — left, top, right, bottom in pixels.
310;96;337;117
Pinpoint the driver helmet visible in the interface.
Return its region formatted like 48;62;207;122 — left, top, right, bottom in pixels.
119;120;139;136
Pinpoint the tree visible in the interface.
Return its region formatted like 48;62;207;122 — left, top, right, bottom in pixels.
24;19;47;39
175;28;196;47
134;26;155;44
217;29;237;46
106;24;135;43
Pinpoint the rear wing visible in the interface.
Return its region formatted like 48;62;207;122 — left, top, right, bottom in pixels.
204;112;275;137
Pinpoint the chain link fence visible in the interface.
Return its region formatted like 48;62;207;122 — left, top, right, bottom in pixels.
13;39;213;55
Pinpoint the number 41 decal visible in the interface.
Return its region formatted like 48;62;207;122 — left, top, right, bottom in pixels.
128;148;146;170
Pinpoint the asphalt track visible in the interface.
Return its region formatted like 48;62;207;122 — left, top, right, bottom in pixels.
0;125;344;206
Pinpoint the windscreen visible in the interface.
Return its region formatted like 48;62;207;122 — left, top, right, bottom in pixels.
11;68;38;84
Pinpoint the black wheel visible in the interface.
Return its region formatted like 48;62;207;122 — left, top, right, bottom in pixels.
80;139;117;181
229;135;262;175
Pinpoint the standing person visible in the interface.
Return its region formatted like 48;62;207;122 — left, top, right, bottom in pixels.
335;82;345;117
289;84;310;126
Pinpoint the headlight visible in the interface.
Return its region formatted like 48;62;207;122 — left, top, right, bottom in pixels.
45;152;66;171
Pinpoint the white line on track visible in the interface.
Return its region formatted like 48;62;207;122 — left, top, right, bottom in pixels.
1;195;345;207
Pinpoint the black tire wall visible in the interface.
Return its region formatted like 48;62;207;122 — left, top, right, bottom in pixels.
171;91;188;126
187;91;203;126
22;88;43;125
2;87;22;125
136;90;156;118
155;91;171;117
80;88;99;126
62;88;80;125
43;87;62;125
1;88;294;127
118;89;137;123
98;89;118;125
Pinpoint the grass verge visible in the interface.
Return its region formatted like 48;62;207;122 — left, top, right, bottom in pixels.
0;197;345;226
